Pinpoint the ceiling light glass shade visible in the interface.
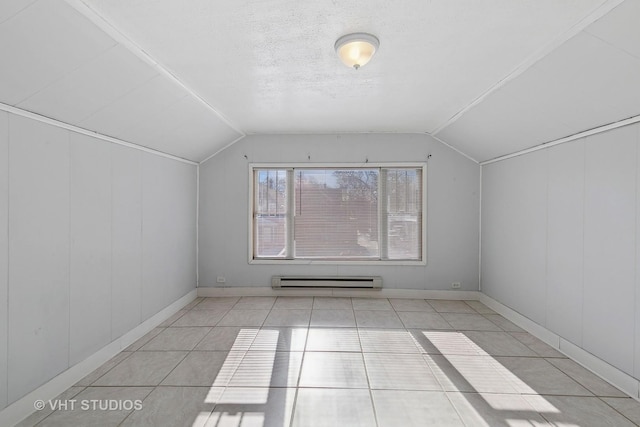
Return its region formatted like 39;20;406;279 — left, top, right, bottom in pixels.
335;33;379;69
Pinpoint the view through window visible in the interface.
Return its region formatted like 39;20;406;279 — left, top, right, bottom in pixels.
253;165;424;262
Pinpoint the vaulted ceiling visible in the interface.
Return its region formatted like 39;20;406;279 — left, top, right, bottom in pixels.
1;0;638;163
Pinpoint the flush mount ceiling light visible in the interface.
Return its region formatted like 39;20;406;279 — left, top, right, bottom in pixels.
334;33;380;70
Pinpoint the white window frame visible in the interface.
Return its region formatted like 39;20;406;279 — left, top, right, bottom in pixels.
248;162;427;266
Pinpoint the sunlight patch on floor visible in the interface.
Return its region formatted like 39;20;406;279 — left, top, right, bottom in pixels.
423;330;560;417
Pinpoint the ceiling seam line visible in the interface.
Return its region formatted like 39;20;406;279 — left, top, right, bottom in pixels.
583;29;640;62
243;131;432;135
0;102;198;166
0;0;40;26
201;132;479;165
200;135;247;165
429;134;479;164
63;0;246;139
13;43;120;107
480;114;640;166
431;0;625;136
72;72;161;128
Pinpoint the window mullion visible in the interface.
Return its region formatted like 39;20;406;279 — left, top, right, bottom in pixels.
286;169;294;259
253;170;259;259
379;168;388;260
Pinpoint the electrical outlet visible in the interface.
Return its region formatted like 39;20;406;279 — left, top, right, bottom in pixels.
217;276;226;283
451;282;461;289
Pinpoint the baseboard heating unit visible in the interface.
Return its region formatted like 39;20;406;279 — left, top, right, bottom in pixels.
271;276;382;289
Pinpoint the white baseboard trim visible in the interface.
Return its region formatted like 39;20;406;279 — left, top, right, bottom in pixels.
559;338;640;400
478;293;640;400
1;290;197;427
197;286;480;300
10;287;636;425
477;294;560;348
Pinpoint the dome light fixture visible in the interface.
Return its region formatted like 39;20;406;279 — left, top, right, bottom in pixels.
334;32;380;70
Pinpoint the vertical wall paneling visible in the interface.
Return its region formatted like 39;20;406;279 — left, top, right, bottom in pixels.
546;140;585;345
481;150;548;324
142;153;196;320
198;159;216;286
0;111;197;408
424;139;480;288
69;133;112;365
0;111;8;410
583;126;636;373
482;122;640;381
479;165;504;300
635;124;640;379
7;115;70;403
111;145;142;339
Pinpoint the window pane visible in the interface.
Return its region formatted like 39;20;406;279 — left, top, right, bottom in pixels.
385;168;422;260
252;166;423;262
294;169;379;258
254;169;288;257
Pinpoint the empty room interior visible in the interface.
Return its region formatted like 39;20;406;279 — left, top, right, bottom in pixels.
2;0;640;426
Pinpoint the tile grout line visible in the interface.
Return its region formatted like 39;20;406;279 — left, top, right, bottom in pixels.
117;299;218;426
28;296;640;425
30;386;88;427
114;387;156;427
356;311;381;427
287;300;313;427
149;298;250;426
595;395;640;426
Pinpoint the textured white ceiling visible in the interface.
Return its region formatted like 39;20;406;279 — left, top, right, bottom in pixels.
79;0;610;136
1;0;637;162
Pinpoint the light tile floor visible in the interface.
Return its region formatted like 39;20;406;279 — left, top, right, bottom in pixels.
18;297;640;426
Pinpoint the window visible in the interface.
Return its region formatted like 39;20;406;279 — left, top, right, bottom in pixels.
252;165;425;263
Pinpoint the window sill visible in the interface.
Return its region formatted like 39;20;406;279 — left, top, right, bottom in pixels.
249;258;427;266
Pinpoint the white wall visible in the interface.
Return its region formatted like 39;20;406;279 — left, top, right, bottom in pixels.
482;123;640;378
199;134;480;290
0;112;197;408
0;112;8;411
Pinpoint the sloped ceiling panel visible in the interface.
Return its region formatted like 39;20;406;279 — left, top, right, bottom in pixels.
436;0;640;163
117;96;243;162
586;0;640;59
0;1;37;24
17;44;158;124
0;0;116;106
78;74;188;138
0;0;242;162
